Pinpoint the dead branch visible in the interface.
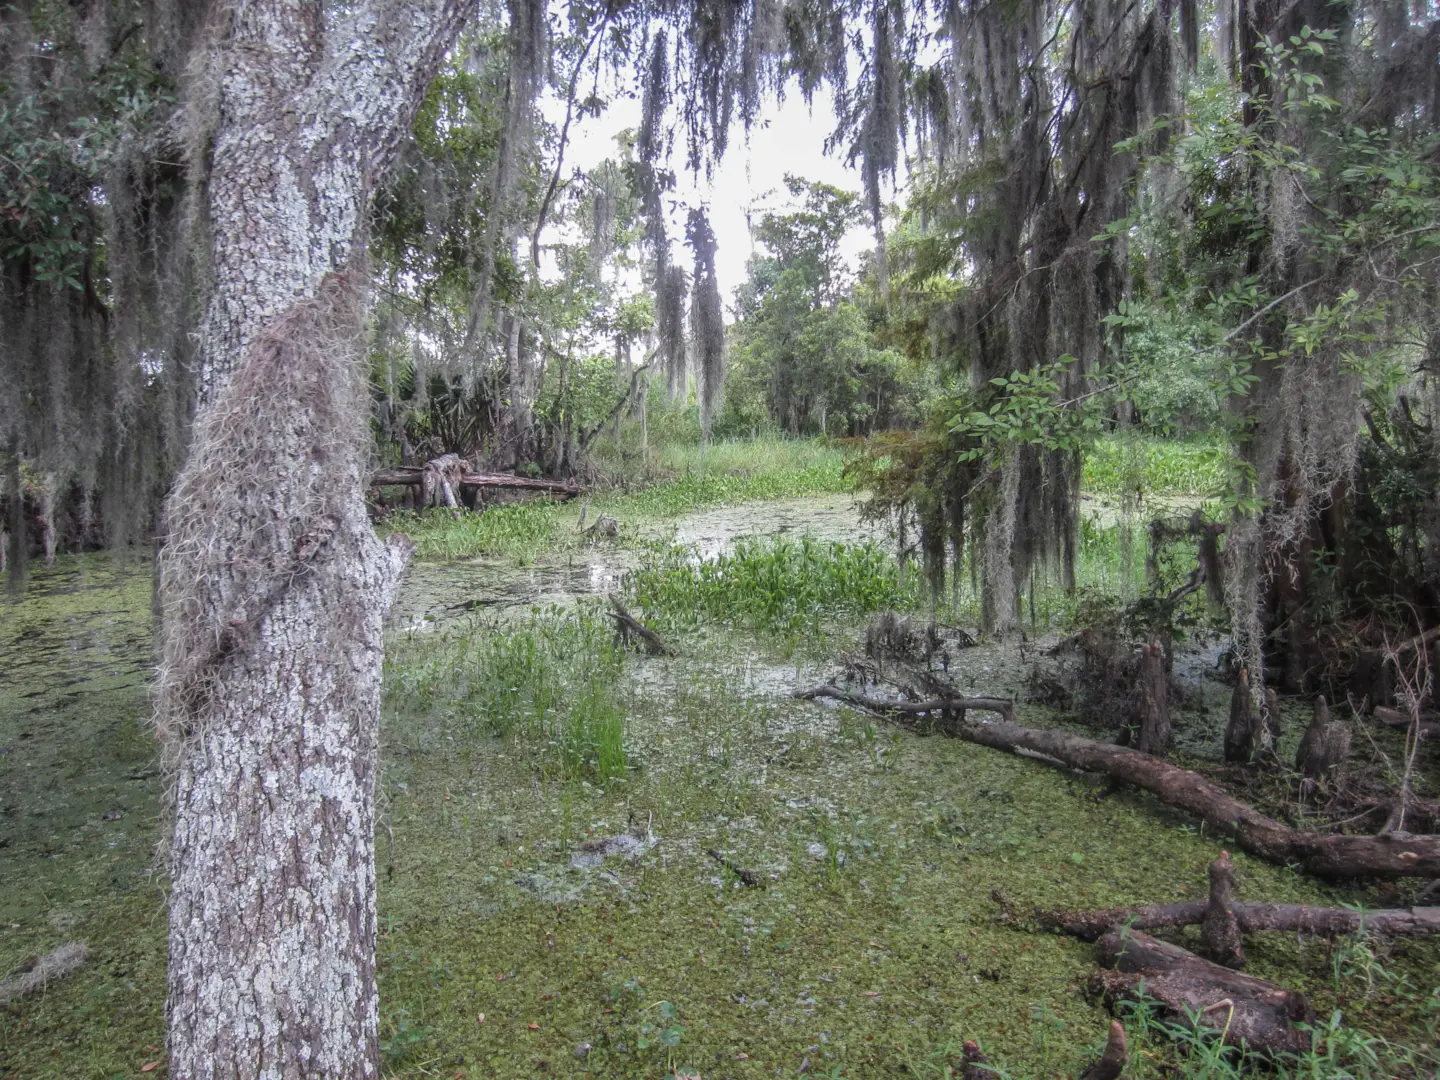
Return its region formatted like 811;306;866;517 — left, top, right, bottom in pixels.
707;848;763;887
370;467;582;499
792;684;1015;724
606;594;671;656
1093;930;1312;1053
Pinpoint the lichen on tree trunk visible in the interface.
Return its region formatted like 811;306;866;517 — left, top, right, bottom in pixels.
155;3;467;1076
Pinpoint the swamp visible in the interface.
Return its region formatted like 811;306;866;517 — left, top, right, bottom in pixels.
3;439;1438;1078
4;0;1440;1076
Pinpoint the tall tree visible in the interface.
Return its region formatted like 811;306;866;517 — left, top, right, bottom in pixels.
152;2;467;1075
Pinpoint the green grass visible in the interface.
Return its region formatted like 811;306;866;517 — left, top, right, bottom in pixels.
628;537;920;636
1082;435;1231;497
386;603;629;784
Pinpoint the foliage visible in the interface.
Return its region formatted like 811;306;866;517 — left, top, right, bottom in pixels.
724;177;933;438
1081;437;1231;498
628;537;919;636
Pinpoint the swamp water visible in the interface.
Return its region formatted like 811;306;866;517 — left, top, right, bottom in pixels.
1;495;1435;1078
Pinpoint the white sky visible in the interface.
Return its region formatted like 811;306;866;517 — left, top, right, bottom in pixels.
550;85;882;317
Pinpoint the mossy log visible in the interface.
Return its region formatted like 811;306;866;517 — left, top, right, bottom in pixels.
1092;930;1312;1054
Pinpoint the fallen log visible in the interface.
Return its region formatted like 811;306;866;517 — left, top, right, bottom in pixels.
1374;705;1440;741
1036;853;1440;948
370;467;582;499
606;594;671;656
1040;897;1440;941
1092;930;1312;1053
795;686;1440;878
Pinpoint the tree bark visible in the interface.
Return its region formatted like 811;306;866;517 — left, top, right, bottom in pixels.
157;4;468;1077
1135;639;1171;757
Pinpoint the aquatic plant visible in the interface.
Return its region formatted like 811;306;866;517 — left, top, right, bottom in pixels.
386;603;629;783
628;537;920;635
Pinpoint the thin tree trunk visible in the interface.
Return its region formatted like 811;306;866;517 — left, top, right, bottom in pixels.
156;5;467;1077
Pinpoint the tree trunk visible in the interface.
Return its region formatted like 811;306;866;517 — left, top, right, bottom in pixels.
156;5;466;1077
1135;639;1171;756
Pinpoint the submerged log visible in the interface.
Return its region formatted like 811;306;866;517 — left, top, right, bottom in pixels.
951;716;1440;878
1093;930;1312;1053
370;466;582;499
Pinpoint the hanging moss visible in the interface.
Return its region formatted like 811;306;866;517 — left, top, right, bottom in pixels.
685;207;725;438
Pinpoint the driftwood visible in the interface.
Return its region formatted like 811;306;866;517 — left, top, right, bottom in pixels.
370;466;582;499
1092;930;1313;1053
796;685;1440;877
606;594;671;656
